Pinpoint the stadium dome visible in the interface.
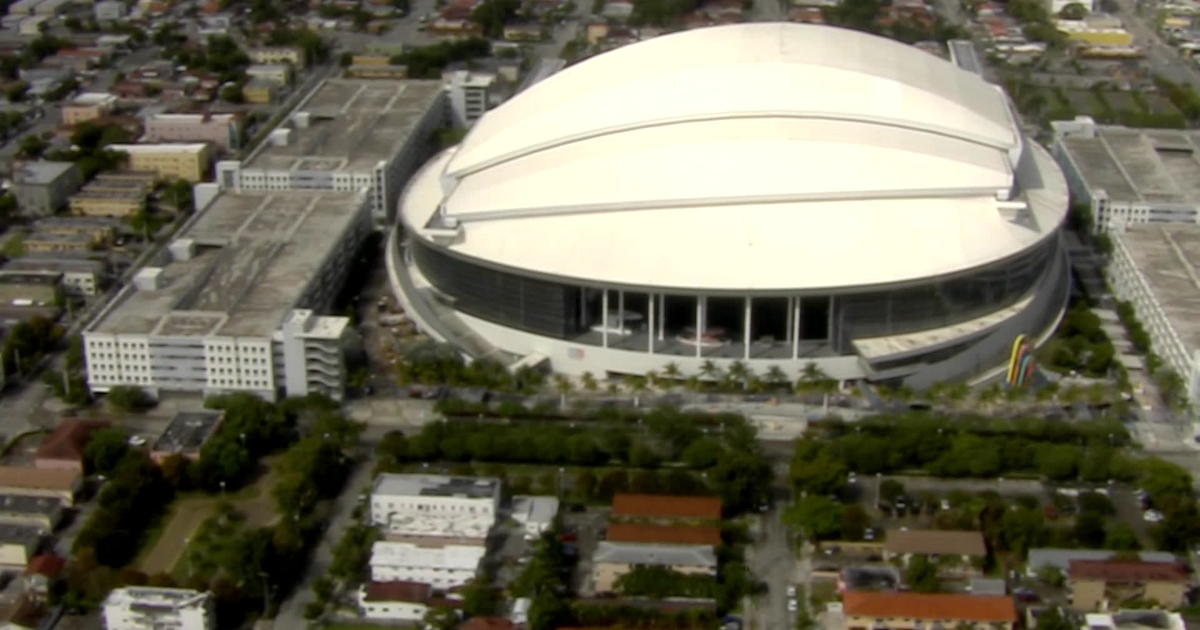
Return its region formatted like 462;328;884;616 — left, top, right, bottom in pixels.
390;23;1071;387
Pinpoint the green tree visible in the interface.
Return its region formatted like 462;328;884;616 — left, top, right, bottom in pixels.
682;437;723;469
1105;522;1141;551
1073;512;1106;548
84;428;130;476
783;495;843;540
905;554;941;592
106;385;154;412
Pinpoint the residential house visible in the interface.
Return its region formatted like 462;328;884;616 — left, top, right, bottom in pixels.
611;493;722;521
34;419;111;473
0;467;81;506
591;541;717;592
883;529;987;569
61;92;118;126
1069;560;1189;610
841;592;1018;630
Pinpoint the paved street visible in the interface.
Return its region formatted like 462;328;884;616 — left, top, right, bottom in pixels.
271;425;386;630
747;504;799;630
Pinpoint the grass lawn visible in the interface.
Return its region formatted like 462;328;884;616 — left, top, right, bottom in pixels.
136;461;281;575
1;231;24;258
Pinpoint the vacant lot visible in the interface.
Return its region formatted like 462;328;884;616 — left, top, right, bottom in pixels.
137;464;280;575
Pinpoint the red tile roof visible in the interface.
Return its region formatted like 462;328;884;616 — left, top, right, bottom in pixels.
362;581;432;603
606;522;722;546
611;494;722;519
843;592;1017;623
1069;560;1189;582
35;420;110;463
24;554;65;578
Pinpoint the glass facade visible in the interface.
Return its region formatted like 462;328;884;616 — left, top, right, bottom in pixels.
411;235;1061;355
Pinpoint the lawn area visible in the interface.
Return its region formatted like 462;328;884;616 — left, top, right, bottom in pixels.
136;462;281;575
1;231;24;258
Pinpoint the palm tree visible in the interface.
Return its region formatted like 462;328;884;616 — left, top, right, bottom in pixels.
553;374;573;410
684;375;702;392
645;369;662;391
662;362;682;381
727;360;751;390
580;371;598;392
765;365;788;389
624;374;648;407
699;360;721;382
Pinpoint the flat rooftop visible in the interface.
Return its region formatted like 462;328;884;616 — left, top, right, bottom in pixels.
0;494;61;516
244;78;442;173
90;189;365;338
373;473;499;499
1115;224;1200;355
1060;126;1200;203
152;410;223;455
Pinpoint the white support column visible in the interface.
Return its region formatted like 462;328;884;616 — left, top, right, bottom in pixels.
743;297;752;360
792;297;801;360
647;293;655;354
827;296;835;343
601;290;609;348
658;295;666;341
695;297;704;358
618;291;625;336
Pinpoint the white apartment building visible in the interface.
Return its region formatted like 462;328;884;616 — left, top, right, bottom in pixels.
103;587;214;630
443;70;495;128
215;78;445;226
83;189;370;401
1108;224;1200;404
370;474;500;536
1052;117;1200;232
3;256;106;297
369;541;485;587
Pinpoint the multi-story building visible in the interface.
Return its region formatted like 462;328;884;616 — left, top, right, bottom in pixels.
61;92;118;126
369;541;485;587
69;188;144;217
1108;224;1200;404
83;189;371;401
143;113;241;152
23;231;94;254
245;64;292;86
443;70;494;128
12;161;83;216
216;78;445;226
31;216;119;246
842;592;1017;630
1053;117;1200;232
1069;560;1189;610
369;474;500;535
106;143;211;182
242;79;276;105
592;541;717;592
247;46;306;68
103;587;215;630
4;255;106;297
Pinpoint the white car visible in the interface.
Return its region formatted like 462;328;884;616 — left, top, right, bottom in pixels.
786;585;797;598
1143;509;1164;523
788;599;798;612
